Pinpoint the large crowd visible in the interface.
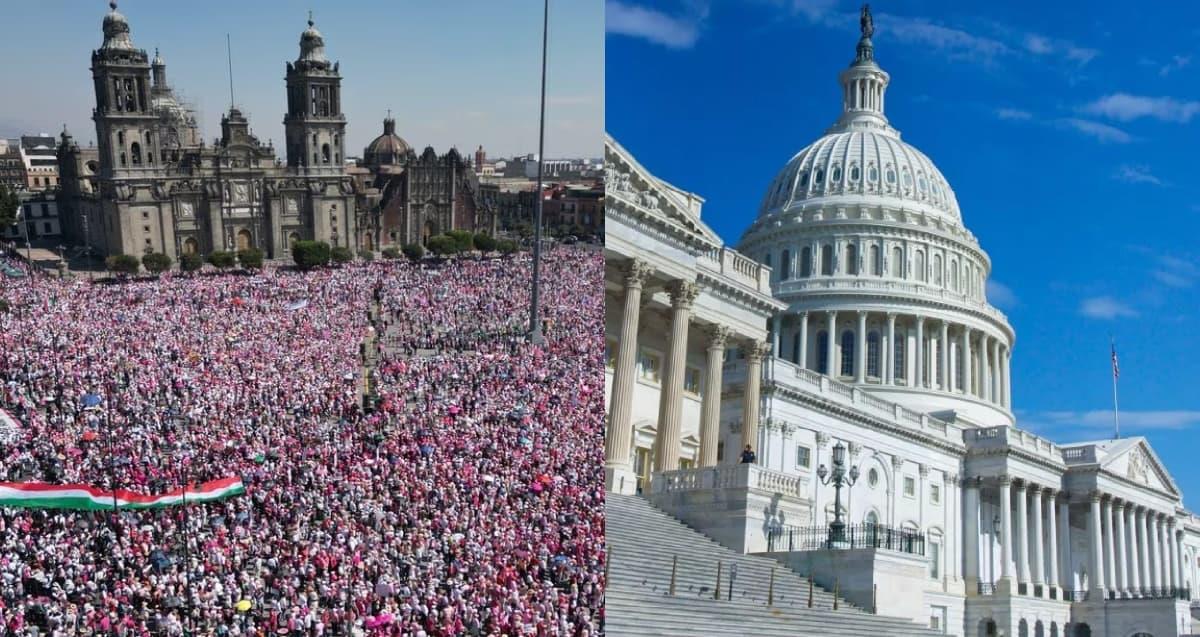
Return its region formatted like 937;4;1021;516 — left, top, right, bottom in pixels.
0;247;606;636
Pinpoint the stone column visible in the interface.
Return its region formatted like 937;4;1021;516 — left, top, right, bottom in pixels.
980;334;991;401
1169;519;1180;592
740;339;769;460
1115;501;1129;597
1157;515;1168;591
604;259;652;493
1059;498;1072;590
797;311;809;369
855;311;867;383
915;316;925;388
1016;481;1030;585
1148;512;1161;593
826;311;838;377
1138;507;1150;595
885;312;897;385
999;476;1014;585
1127;505;1141;596
771;314;782;359
960;327;972;396
1046;489;1059;592
964;477;980;590
1103;497;1117;595
948;473;960;581
939;321;950;391
891;455;904;527
990;339;1001;405
1031;486;1045;587
1089;492;1106;596
697;325;730;467
652;280;698;474
1003;347;1012;408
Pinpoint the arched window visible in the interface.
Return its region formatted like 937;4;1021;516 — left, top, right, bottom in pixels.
312;133;318;146
322;144;331;164
894;331;907;382
800;247;812;277
333;134;339;147
886;166;896;185
820;245;833;276
840;330;855;378
814;168;825;185
915;250;926;282
117;131;125;146
951;261;959;291
816;331;829;374
867;331;880;377
870;245;881;276
781;249;791;280
792;333;802;366
865;510;879;526
933;254;943;285
120;152;127;167
845;244;858;275
312;153;318;165
891;246;903;278
799;171;809;188
130;142;141;165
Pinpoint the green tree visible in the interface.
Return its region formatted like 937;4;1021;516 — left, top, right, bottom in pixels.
382;247;401;260
141;252;172;275
401;243;424;262
105;254;140;276
330;246;354;264
0;185;18;230
237;248;265;270
179;253;203;273
497;239;518;257
445;229;474;253
426;235;454;257
292;241;331;270
207;250;236;269
357;249;375;262
473;232;497;253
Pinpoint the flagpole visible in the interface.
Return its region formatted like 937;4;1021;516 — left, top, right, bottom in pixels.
1111;336;1120;440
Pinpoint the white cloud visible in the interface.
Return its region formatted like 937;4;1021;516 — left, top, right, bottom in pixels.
1113;164;1164;186
1159;55;1191;77
995;107;1032;121
1152;255;1199;288
1057;118;1133;144
878;13;1010;63
1082;93;1200;123
986;280;1019;308
1023;33;1098;65
1079;296;1139;319
1022;410;1200;440
605;1;705;49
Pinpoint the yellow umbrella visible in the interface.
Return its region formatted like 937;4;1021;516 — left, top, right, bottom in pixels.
235;599;252;612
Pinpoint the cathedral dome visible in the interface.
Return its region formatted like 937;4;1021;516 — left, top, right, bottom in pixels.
364;116;411;167
101;1;135;51
299;14;327;63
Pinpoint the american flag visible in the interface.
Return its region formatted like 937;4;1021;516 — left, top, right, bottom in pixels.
1111;341;1120;380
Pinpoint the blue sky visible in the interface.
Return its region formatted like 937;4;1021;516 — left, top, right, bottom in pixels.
1;0;602;158
607;1;1200;506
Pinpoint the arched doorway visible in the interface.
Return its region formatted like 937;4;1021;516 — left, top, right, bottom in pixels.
978;618;997;637
182;238;198;255
1018;618;1028;637
288;232;300;249
362;234;373;251
236;229;252;251
1035;620;1044;637
422;221;436;245
1050;622;1058;637
1074;624;1091;637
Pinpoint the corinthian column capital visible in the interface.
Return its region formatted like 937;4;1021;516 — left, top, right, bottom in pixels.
744;339;771;362
666;279;699;310
623;259;654;289
706;324;732;350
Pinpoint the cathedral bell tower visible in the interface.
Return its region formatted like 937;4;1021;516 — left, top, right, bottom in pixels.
90;1;160;179
283;13;347;173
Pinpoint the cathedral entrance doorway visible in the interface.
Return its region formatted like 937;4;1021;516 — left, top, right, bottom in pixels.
182;238;198;255
236;229;252;251
422;221;436;245
362;234;373;251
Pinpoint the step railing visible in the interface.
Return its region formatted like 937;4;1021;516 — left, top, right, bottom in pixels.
766;522;926;556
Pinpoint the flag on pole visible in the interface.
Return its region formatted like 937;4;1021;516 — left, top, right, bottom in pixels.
1111;341;1120;380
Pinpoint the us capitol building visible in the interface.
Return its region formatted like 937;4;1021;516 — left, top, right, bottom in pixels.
54;2;490;260
605;8;1200;637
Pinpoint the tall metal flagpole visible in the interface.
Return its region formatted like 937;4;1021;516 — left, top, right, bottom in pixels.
528;0;549;346
226;34;235;110
1111;336;1120;440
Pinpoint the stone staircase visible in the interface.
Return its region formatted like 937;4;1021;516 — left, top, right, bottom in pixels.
606;493;945;636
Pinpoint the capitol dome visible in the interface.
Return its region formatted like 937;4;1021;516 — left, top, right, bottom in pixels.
738;6;1015;428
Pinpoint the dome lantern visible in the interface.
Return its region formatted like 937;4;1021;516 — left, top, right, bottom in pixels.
830;4;892;135
101;0;135;51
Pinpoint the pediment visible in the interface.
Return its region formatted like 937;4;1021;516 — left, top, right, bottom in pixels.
605;135;721;247
1098;438;1179;497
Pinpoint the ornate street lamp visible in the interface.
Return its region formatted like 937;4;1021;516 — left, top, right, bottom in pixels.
817;441;859;547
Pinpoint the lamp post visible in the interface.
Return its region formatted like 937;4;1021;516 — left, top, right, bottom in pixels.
816;441;859;547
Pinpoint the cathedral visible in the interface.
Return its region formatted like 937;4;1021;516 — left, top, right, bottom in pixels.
56;2;491;261
606;8;1200;637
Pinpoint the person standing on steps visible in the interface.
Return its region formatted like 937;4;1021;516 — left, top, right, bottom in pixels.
739;445;756;464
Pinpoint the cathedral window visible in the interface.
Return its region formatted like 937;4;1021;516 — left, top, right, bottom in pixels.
845;244;858;275
840;330;855;378
118;131;125;146
867;331;880;377
780;249;791;280
816;332;829;374
313;153;319;165
120;153;127;167
799;247;811;277
820;245;833;276
130;143;142;165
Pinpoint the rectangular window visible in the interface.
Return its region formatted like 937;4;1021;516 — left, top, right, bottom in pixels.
684;367;701;394
638;350;661;384
605;339;618;369
43;222;51;233
796;445;811;469
143;226;150;233
929;541;941;579
930;483;940;504
716;441;724;463
903;476;916;497
41;204;48;216
894;334;907;382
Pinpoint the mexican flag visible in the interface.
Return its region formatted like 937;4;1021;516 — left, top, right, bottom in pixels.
0;476;245;511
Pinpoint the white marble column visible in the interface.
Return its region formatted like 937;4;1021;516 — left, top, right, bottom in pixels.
1103;497;1117;595
1047;490;1060;592
1089;492;1106;595
885;312;897;385
1059;498;1072;590
1127;504;1142;596
797;311;809;369
980;334;991;401
939;321;950;391
826;311;838;377
948;473;960;581
697;326;730;467
604;259;652;490
960;327;972;396
1138;507;1151;595
999;477;1014;584
964;477;980;589
1157;515;1169;591
1115;501;1129;597
1148;512;1161;593
1016;481;1030;585
653;281;698;473
1031;486;1045;587
990;339;1001;405
1002;347;1012;408
740;339;769;460
914;317;925;388
1169;519;1180;592
855;311;867;383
